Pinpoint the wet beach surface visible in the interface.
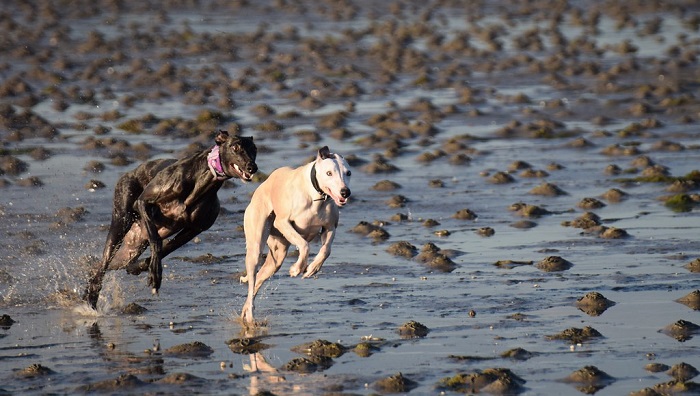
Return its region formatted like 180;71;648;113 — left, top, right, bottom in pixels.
1;0;700;394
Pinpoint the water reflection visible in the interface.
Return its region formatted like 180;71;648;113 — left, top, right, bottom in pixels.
229;329;285;395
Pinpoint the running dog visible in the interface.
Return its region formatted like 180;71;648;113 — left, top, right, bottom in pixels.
240;146;351;325
83;130;257;309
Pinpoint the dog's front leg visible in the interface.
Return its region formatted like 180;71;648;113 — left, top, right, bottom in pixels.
135;199;163;294
136;179;185;294
303;227;336;278
288;246;309;277
273;218;309;277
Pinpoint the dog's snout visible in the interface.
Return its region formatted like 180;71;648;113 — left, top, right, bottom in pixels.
247;163;258;174
341;187;351;198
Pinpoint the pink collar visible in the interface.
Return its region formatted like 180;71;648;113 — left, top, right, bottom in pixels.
207;146;229;180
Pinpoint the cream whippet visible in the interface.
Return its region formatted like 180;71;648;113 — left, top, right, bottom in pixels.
240;146;351;325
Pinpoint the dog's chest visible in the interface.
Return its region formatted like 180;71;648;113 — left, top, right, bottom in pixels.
158;200;187;221
156;195;217;227
291;202;335;235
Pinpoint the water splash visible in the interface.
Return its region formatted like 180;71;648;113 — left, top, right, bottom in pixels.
71;272;128;316
97;272;127;313
0;252;87;308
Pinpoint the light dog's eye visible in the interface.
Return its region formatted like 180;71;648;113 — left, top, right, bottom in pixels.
346;170;351;177
326;171;332;176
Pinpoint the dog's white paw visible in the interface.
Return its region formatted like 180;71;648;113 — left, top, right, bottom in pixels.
302;266;316;278
239;275;249;284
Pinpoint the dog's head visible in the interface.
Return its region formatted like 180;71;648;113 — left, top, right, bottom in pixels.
315;146;351;207
215;130;257;181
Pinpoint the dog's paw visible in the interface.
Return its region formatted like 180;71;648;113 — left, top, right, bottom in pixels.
289;260;308;277
239;275;249;284
302;267;321;278
289;266;307;277
82;288;99;310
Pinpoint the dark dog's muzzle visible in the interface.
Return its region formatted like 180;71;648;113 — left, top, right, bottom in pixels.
246;162;258;175
231;160;257;181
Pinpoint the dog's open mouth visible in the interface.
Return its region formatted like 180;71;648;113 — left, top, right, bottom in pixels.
231;163;254;181
326;188;349;207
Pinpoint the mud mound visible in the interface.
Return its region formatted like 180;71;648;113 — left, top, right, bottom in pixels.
536;256;573;272
226;337;270;355
373;372;418;393
546;326;603;344
164;341;214;358
439;368;526;394
575;292;616;316
563;365;615;394
661;320;700;342
676;290;700;310
398;320;430;338
291;339;347;358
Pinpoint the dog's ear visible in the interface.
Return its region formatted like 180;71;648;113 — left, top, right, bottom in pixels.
318;146;332;160
215;130;230;146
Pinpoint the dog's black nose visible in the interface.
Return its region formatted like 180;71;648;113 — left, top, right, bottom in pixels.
247;163;258;174
341;187;351;198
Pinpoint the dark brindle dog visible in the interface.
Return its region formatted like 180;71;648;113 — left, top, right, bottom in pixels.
83;130;257;309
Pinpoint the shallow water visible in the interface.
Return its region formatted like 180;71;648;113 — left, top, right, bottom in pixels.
2;1;700;395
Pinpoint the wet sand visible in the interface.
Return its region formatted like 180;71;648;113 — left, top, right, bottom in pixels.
1;1;699;394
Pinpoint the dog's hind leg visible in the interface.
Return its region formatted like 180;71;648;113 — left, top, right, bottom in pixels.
84;220;129;308
252;235;290;296
108;222;148;271
241;211;273;325
83;176;140;308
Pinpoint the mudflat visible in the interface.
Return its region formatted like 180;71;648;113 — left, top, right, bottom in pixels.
1;1;699;394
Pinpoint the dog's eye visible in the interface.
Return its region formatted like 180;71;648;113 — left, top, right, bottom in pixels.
326;171;332;177
232;144;240;152
346;170;351;177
